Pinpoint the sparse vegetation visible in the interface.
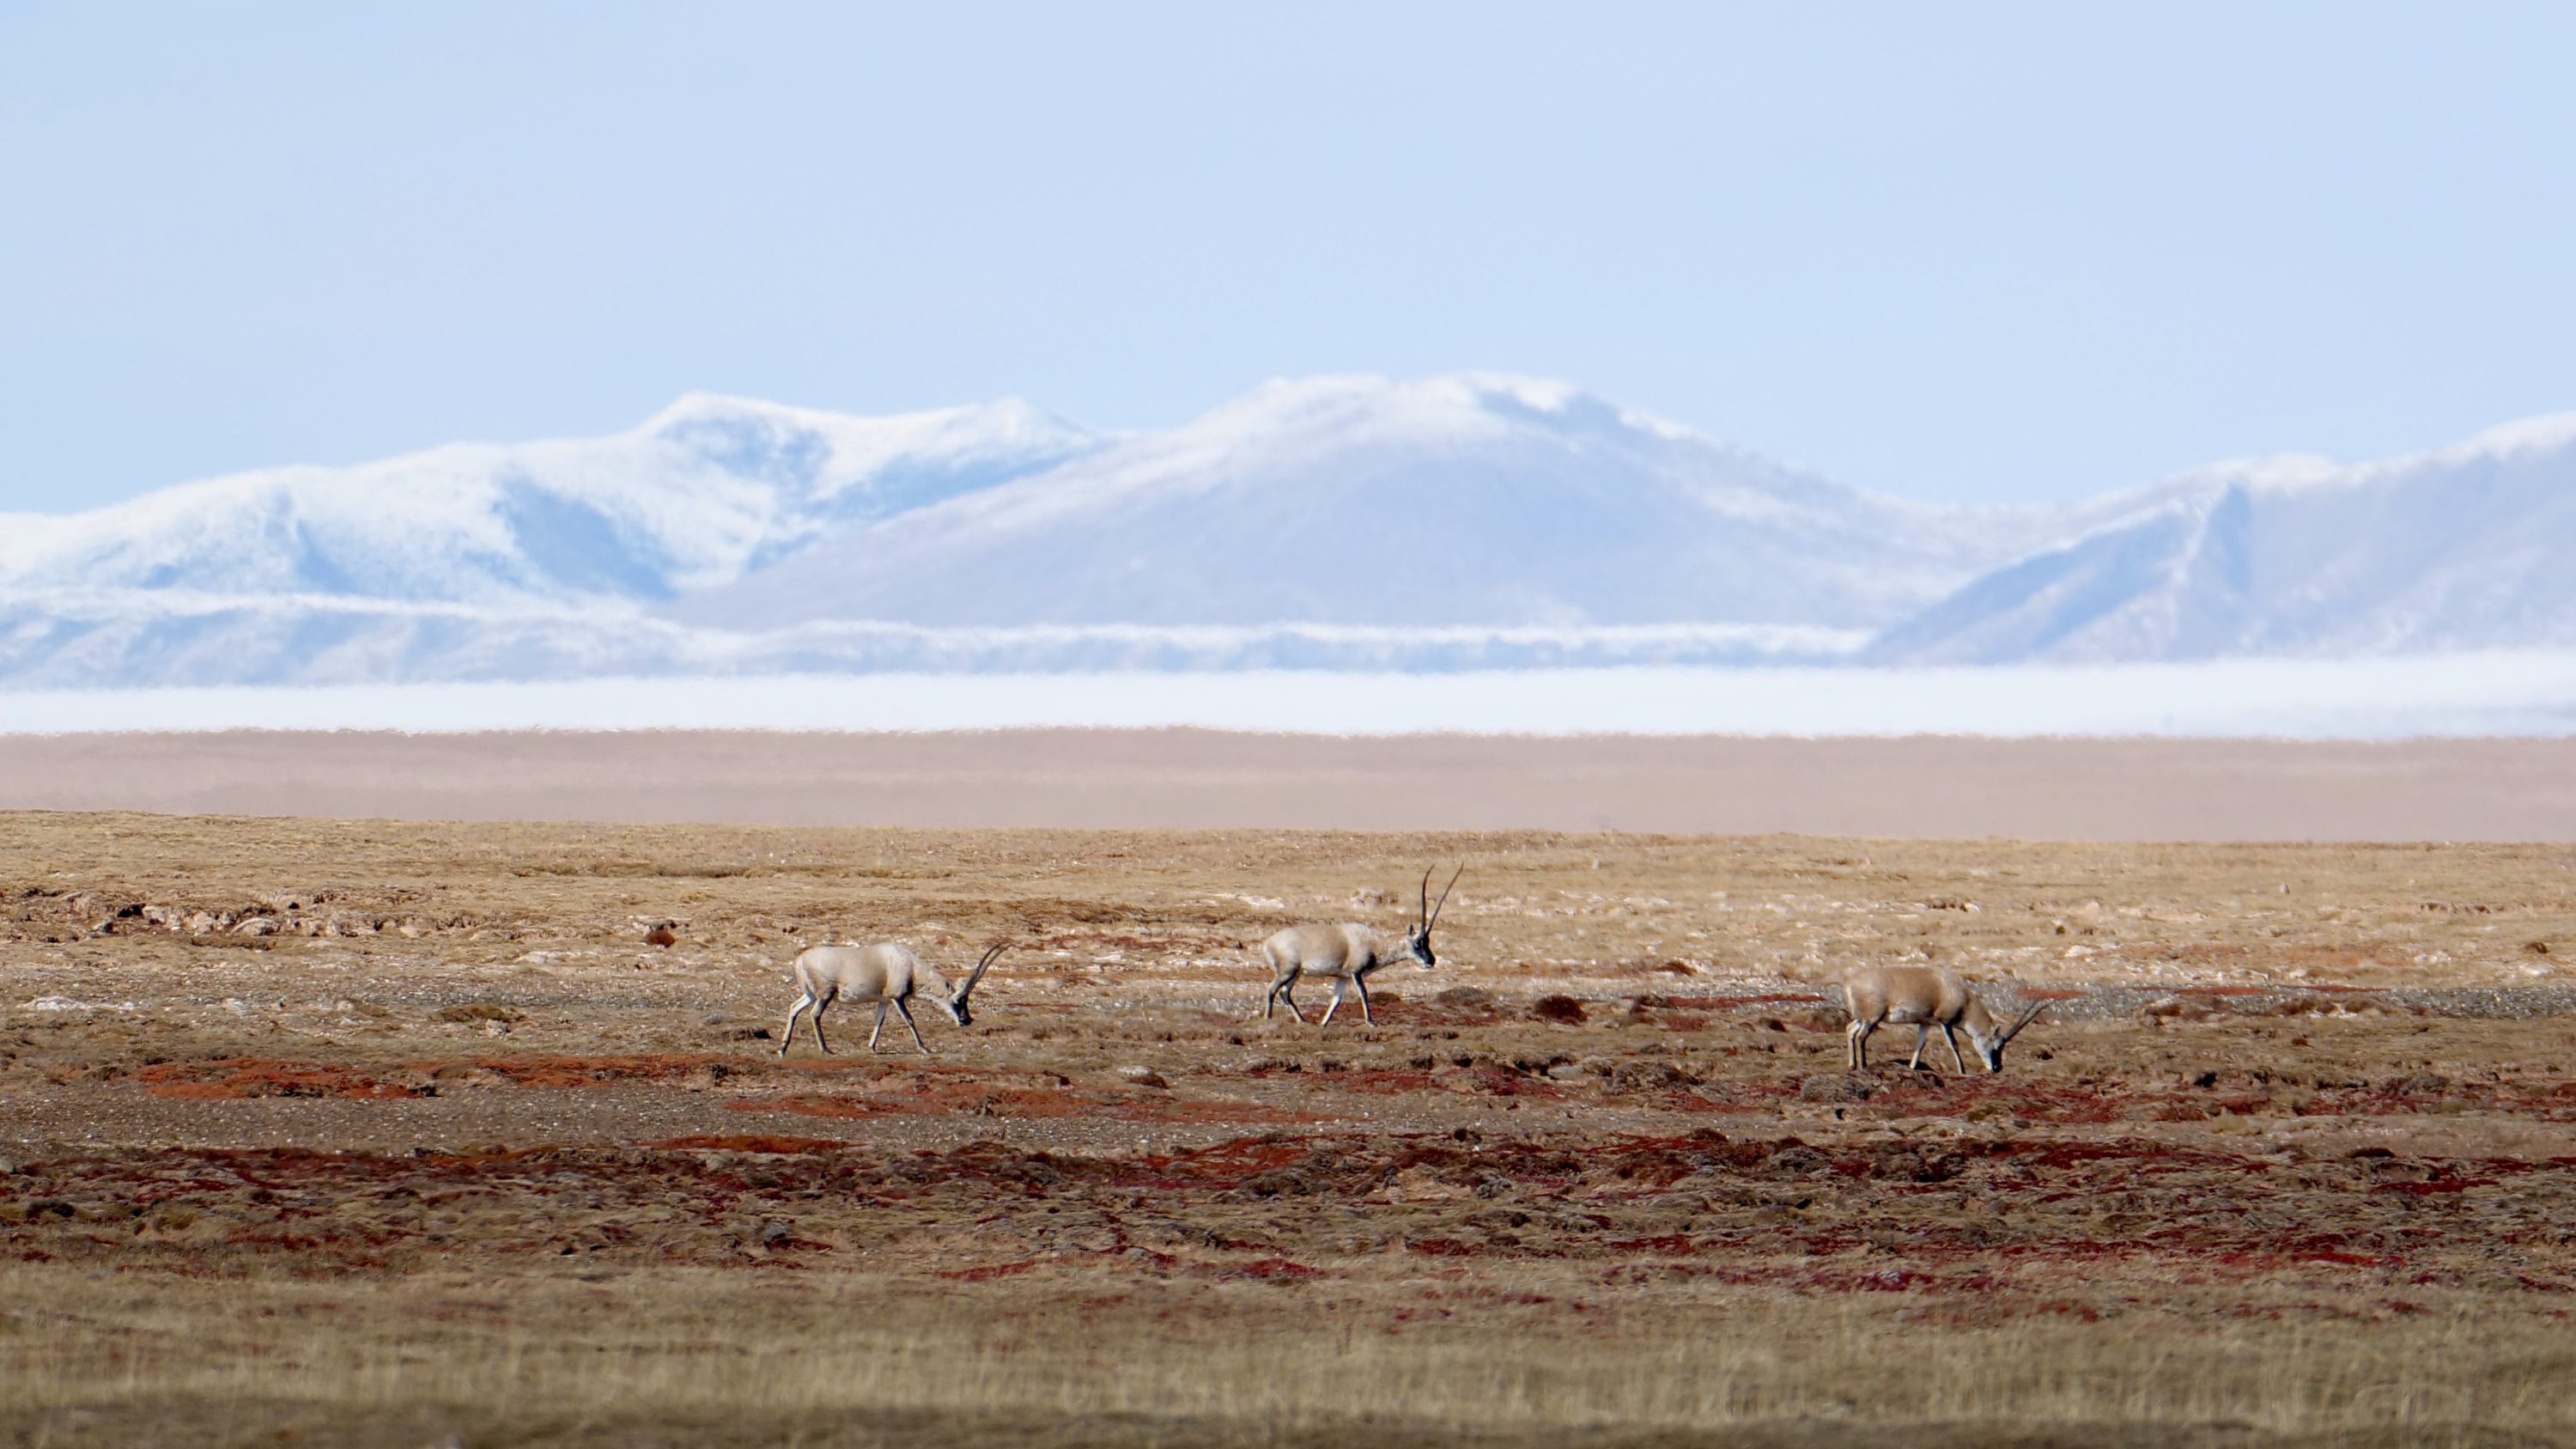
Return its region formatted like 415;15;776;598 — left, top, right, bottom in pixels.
3;813;2574;1446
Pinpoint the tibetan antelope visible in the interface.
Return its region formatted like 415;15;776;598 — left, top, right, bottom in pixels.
778;941;1005;1056
1842;965;2046;1074
1258;865;1461;1026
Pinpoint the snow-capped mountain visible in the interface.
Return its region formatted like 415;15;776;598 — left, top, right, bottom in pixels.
665;374;2030;636
1868;413;2576;663
3;374;2573;688
0;393;1103;606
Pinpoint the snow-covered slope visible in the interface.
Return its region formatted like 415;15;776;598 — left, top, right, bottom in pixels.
7;377;2576;688
0;393;1103;606
1869;414;2576;663
668;374;2023;636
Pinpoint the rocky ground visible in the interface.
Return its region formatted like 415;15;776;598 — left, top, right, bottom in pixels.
3;813;2574;1446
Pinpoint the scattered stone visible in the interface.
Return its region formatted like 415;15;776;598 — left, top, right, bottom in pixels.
1120;1066;1171;1089
1433;986;1497;1010
644;921;680;948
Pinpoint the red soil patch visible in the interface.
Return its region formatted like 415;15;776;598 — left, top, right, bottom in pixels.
1147;1135;1319;1184
133;1060;421;1101
132;1052;734;1099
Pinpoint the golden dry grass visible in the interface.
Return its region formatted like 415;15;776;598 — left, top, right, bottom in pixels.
3;1267;2562;1448
3;812;2575;1446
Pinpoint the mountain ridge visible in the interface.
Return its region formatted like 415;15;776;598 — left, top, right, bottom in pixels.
3;375;2572;686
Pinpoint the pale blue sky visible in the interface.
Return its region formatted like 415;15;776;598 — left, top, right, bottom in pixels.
4;2;2572;512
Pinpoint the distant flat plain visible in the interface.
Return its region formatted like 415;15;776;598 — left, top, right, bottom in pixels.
3;728;2575;840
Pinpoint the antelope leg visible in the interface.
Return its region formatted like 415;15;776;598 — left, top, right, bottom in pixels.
1320;980;1345;1026
1846;1019;1866;1069
1277;979;1305;1024
1354;976;1374;1026
781;995;812;1058
1908;1024;1929;1070
811;997;833;1056
1941;1024;1967;1075
868;1001;890;1053
896;997;931;1055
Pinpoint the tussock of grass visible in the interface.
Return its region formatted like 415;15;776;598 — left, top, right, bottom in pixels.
0;1269;2560;1446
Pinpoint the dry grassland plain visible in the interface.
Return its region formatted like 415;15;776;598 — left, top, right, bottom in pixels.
3;807;2576;1446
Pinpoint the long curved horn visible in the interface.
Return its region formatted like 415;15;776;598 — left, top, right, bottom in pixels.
1999;1000;2048;1044
961;942;1007;1001
1425;863;1463;931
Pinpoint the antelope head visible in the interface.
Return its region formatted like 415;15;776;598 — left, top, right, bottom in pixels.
1965;998;2049;1073
1398;864;1463;969
939;943;1008;1027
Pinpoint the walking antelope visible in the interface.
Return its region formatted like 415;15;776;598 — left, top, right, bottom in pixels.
1842;965;2046;1074
1258;865;1461;1026
778;941;1005;1056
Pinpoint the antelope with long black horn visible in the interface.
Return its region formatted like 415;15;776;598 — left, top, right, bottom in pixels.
778;941;1006;1056
1257;864;1462;1027
1841;965;2047;1074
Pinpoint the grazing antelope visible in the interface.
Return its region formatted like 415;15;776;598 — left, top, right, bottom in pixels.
778;941;1005;1056
1259;865;1461;1026
1842;965;2046;1074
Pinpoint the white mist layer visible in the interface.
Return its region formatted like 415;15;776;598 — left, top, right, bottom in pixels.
6;653;2575;740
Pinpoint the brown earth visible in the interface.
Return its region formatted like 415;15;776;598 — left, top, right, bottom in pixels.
3;811;2576;1446
9;728;2576;838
